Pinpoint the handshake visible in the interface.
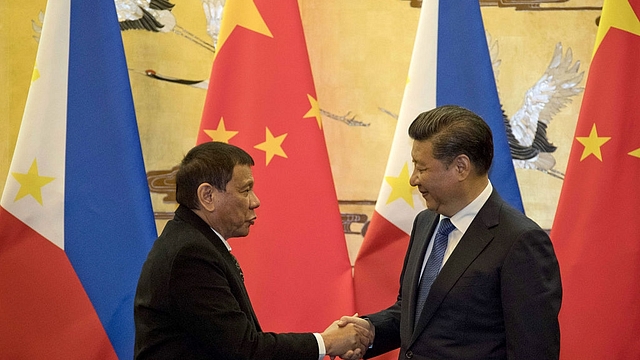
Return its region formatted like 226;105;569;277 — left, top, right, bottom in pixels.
320;314;375;360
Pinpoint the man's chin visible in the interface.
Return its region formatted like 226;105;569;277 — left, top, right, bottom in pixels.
233;229;251;238
424;202;438;212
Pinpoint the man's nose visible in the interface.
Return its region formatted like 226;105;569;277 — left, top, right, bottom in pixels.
409;168;419;187
250;192;260;209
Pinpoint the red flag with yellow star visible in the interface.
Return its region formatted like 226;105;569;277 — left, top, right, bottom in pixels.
550;0;640;357
197;0;355;332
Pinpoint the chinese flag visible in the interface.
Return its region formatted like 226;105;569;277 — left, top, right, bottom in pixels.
354;1;522;358
550;0;640;358
197;0;355;333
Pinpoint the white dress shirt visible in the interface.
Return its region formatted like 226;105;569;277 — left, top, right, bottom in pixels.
419;181;493;279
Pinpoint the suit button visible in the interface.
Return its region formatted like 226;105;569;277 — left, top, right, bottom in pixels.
405;350;413;358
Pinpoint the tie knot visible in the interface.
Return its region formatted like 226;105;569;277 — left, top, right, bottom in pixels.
437;218;456;237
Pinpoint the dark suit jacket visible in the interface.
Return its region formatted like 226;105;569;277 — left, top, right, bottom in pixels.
134;205;318;359
365;190;562;360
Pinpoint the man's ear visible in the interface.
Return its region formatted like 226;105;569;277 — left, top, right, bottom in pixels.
197;183;216;212
453;154;471;180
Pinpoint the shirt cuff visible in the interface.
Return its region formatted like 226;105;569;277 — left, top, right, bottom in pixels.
313;333;326;360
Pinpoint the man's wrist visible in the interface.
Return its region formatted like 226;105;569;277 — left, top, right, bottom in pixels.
362;317;375;349
313;333;326;360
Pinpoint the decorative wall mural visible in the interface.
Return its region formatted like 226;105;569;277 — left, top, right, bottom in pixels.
41;1;588;232
116;0;219;52
5;0;602;238
499;42;584;179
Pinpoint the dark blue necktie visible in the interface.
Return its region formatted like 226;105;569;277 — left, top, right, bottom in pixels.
415;218;456;324
230;252;244;282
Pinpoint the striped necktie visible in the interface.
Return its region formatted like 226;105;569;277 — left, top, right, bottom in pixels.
230;252;244;282
415;218;456;324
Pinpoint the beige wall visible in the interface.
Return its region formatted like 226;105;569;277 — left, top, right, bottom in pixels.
1;0;602;261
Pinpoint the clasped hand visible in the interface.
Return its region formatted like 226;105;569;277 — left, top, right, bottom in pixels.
321;314;375;360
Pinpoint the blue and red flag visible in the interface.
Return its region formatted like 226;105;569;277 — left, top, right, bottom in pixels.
0;0;156;358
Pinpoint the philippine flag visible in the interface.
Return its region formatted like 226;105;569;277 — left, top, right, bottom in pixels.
354;0;523;358
0;0;157;358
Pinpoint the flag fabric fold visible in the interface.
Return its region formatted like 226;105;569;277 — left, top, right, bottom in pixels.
0;0;157;358
550;0;640;358
198;0;355;333
354;1;523;357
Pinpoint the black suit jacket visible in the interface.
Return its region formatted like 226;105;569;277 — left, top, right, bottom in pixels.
134;205;318;359
365;190;562;360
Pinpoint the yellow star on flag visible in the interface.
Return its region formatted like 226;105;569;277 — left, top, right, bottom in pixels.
303;94;322;129
32;64;40;83
385;162;415;207
593;0;640;55
254;127;288;165
11;159;55;205
629;147;640;158
576;123;611;161
204;117;238;143
216;0;273;55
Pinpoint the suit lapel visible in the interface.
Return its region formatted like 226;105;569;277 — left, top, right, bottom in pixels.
175;205;263;330
410;191;502;344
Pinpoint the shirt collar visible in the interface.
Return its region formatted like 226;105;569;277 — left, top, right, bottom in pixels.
445;181;493;234
210;227;232;252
